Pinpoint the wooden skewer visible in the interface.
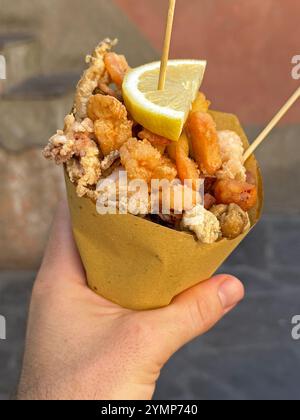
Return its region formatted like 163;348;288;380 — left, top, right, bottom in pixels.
243;86;300;162
158;0;177;90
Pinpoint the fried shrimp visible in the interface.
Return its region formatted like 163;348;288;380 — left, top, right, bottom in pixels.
120;138;177;184
187;112;222;176
191;92;211;114
176;142;200;191
167;131;189;161
88;94;133;156
104;52;130;87
138;129;171;154
74;38;117;120
214;179;258;212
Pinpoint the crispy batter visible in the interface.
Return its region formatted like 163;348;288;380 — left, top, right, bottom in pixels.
159;181;201;214
96;168;150;215
214;179;258;212
138;129;172;154
104;52;130;87
211;204;251;239
100;150;120;172
44;114;101;198
182;204;221;244
43;114;78;164
67;132;101;198
75;38;117;120
176;143;200;191
216;130;246;182
187;112;222;176
191;92;211;114
120;138;177;184
43;130;75;164
153;156;178;182
88;94;133;156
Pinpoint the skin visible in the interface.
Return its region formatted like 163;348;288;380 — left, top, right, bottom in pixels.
17;200;244;401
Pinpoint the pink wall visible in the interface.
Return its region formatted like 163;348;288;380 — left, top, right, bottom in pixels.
115;0;299;125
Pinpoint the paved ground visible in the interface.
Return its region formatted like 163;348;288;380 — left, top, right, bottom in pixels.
1;214;300;400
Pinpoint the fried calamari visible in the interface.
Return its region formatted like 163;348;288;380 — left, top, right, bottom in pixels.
216;130;247;182
182;204;221;244
43;114;101;199
75;39;117;120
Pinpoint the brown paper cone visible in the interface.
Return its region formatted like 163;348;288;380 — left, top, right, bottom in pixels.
66;111;263;310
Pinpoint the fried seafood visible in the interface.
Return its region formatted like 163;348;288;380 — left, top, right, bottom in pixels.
43;114;95;164
204;193;216;210
211;204;251;239
120;138;177;184
43;114;101;199
176;144;200;191
67;133;101;199
158;180;201;214
216;130;246;182
88;94;133;156
43;131;75;165
191;92;211;114
98;82;119;98
167;131;189;161
187;112;222;176
75;39;116;120
166;131;200;191
104;52;130;87
214;179;258;212
43;39;261;244
138;129;172;154
97;168;150;215
100;150;120;171
182;204;221;244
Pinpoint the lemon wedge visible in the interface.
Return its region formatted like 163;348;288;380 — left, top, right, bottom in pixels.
122;60;206;141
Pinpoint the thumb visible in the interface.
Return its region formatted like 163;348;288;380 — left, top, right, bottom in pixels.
152;275;244;356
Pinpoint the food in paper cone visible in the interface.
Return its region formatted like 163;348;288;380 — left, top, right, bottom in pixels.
44;39;263;310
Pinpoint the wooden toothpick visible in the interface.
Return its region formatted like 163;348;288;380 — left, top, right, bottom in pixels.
243;86;300;162
158;0;177;90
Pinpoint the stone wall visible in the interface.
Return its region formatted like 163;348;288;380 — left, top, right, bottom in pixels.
0;1;157;270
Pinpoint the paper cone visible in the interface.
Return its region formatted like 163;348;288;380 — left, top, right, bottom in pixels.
66;111;263;310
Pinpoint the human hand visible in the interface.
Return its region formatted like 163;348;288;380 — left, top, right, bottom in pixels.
17;200;244;400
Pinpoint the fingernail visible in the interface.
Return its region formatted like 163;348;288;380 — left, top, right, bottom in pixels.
218;277;244;309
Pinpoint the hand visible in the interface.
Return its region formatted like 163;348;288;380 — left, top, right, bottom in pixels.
17;200;244;400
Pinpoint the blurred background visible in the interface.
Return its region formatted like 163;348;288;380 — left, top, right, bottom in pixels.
0;0;299;400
